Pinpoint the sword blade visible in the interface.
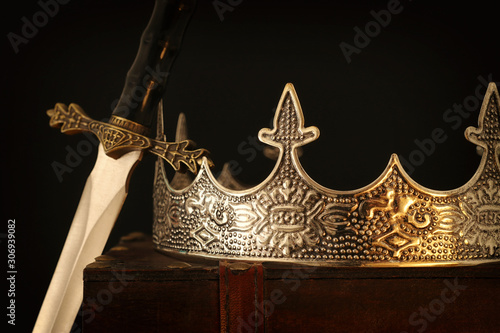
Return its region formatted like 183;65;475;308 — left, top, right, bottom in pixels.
34;145;142;333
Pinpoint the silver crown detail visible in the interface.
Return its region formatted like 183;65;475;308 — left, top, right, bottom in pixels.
153;83;500;266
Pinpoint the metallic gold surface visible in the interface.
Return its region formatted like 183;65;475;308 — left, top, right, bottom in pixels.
153;83;500;266
109;115;150;136
47;103;210;173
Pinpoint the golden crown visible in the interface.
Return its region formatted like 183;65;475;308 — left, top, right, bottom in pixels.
152;82;500;266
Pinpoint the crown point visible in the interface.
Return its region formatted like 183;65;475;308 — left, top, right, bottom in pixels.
465;80;500;147
156;100;165;140
154;82;500;265
387;153;399;170
284;82;295;91
487;81;499;92
259;84;319;152
200;156;213;171
391;154;408;175
175;112;188;142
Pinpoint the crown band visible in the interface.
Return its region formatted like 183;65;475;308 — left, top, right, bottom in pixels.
153;83;500;266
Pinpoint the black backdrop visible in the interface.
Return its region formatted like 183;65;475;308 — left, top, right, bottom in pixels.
3;0;499;331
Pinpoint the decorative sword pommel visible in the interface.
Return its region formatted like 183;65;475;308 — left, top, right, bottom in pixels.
47;103;211;173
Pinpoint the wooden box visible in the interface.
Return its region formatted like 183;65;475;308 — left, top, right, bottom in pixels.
81;233;500;332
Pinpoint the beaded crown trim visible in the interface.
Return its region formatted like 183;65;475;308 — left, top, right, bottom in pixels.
153;83;500;266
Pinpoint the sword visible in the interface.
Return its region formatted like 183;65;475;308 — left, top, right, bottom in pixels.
34;1;206;332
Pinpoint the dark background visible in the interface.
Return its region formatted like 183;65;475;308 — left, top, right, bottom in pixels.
2;0;499;331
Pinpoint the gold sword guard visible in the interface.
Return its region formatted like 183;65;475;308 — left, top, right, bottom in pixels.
47;103;212;174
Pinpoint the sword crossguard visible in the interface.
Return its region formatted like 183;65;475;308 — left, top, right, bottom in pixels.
47;103;213;174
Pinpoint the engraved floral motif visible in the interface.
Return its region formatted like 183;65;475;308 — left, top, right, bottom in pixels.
246;179;355;255
317;200;357;235
358;187;421;257
151;83;500;264
461;179;500;255
185;185;259;246
186;190;234;227
357;180;463;258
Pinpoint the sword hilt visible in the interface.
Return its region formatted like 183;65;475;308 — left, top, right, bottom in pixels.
47;103;212;174
47;0;211;174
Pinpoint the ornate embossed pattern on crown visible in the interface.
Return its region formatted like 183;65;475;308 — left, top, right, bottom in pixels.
153;83;500;266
